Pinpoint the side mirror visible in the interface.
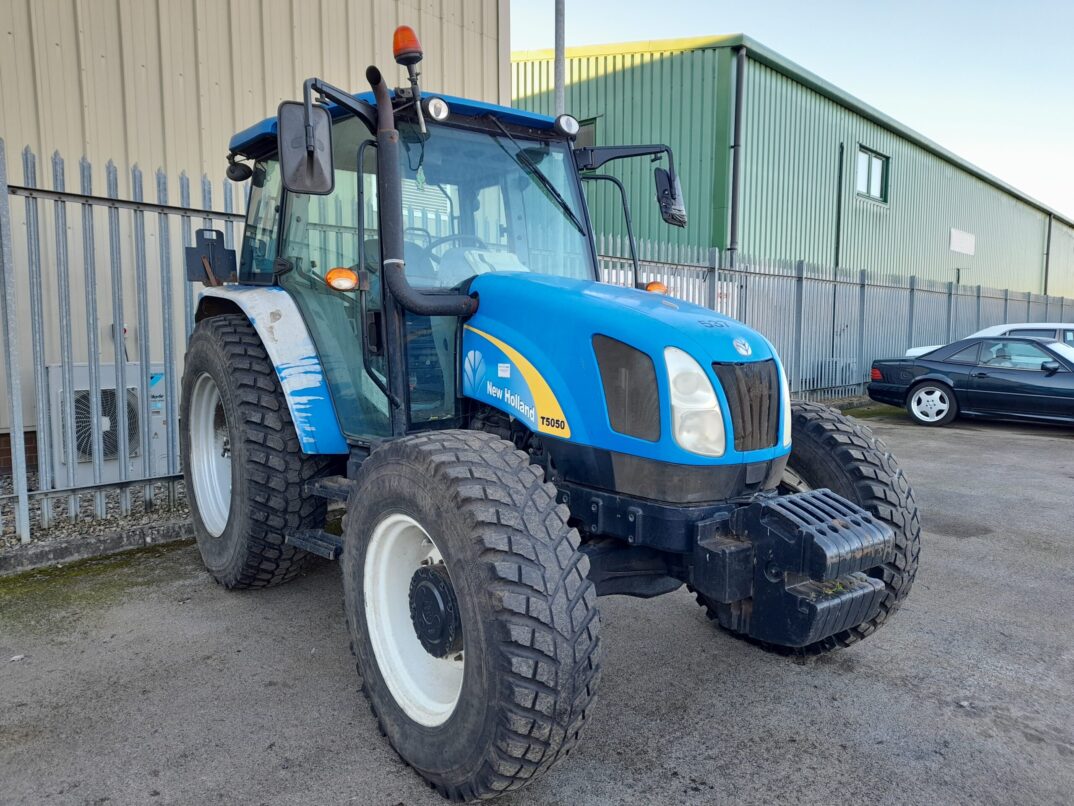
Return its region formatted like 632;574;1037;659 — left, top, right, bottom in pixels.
277;101;334;195
654;167;687;227
1041;360;1060;375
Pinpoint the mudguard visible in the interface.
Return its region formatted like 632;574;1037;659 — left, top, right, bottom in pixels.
197;286;348;455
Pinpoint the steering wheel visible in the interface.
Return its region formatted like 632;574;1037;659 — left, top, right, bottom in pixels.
404;226;433;248
427;233;487;258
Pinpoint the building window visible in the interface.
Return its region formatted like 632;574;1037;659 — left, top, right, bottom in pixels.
575;118;597;149
856;147;888;202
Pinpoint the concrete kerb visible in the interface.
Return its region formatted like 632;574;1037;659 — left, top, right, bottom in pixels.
0;519;194;578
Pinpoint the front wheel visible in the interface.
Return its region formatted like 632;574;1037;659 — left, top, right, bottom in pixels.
341;430;601;801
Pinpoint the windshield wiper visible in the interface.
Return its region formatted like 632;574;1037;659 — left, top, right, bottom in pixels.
484;115;586;236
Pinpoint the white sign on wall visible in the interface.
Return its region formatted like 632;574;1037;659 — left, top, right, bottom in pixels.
950;228;976;256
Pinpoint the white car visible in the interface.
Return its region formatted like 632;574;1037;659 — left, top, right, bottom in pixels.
906;322;1074;357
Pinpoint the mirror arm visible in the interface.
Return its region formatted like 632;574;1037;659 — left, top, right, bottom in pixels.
574;145;679;199
301;77;378;135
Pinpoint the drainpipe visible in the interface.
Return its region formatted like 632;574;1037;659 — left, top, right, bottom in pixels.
554;0;565;116
1043;214;1053;295
727;46;747;268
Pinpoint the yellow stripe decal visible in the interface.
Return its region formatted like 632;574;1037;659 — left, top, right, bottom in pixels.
465;325;571;438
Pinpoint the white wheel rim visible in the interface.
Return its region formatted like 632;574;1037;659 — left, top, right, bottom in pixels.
910;386;951;422
188;373;232;536
364;513;464;727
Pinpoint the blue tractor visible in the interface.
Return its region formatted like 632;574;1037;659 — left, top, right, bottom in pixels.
181;26;919;800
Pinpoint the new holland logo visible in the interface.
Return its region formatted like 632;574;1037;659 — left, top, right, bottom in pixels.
733;337;752;357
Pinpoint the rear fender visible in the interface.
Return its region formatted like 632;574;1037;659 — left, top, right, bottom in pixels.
196;286;348;454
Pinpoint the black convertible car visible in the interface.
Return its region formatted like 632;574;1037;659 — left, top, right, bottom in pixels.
868;336;1074;426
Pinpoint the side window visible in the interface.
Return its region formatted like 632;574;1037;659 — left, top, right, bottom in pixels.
239;160;282;282
475;183;510;248
980;340;1052;370
946;344;980;364
1063;329;1074;346
856;146;889;202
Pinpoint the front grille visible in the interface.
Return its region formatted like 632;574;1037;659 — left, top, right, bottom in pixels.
593;335;660;442
712;359;779;452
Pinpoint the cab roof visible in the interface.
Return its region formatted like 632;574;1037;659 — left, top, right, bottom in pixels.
229;90;556;159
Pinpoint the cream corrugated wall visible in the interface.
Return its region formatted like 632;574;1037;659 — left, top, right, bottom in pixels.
0;0;509;432
0;0;510;190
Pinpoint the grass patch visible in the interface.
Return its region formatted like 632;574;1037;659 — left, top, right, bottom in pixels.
842;403;907;421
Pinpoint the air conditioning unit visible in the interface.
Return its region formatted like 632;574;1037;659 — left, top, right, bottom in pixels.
45;363;170;488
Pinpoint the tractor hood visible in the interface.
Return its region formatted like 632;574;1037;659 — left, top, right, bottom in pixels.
461;272;789;467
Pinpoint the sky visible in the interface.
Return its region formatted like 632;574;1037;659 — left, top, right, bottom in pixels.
510;0;1074;219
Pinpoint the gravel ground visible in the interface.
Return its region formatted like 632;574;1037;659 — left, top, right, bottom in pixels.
1;411;1073;805
0;473;188;550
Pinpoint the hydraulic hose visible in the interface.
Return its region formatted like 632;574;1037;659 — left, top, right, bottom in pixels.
365;66;477;317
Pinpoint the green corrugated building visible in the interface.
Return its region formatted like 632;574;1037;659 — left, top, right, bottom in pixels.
512;35;1074;296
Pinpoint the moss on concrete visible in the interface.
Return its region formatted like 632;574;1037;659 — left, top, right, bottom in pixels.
842;403;908;421
0;540;195;635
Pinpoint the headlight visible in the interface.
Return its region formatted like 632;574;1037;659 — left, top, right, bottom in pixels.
664;347;725;457
779;362;791;447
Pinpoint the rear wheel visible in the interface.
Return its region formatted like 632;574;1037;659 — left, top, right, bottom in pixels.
180;314;337;588
696;401;921;655
906;381;958;425
342;430;601;800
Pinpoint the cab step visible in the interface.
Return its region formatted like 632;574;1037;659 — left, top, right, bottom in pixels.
304;475;356;502
285;529;344;560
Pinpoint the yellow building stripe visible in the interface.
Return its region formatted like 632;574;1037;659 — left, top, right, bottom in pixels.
465;325;571;439
511;34;742;62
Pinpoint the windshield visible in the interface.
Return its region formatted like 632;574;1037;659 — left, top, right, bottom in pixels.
1051;342;1074;364
391;120;595;288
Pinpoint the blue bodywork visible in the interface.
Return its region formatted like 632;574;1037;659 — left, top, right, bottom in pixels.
229;91;555;158
462;273;791;467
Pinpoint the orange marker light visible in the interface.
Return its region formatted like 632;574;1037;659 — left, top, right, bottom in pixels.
645;281;669;294
393;25;423;66
326;267;359;291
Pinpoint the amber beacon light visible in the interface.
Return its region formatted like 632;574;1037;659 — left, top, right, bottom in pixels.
645;281;669;294
393;25;423;65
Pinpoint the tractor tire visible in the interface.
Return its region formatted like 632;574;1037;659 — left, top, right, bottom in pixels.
341;430;601;801
180;314;337;589
695;400;921;655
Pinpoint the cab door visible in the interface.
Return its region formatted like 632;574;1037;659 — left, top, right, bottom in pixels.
967;339;1073;418
277;117;392;441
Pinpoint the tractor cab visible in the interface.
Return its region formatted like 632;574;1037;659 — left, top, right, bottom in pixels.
229;92;599;440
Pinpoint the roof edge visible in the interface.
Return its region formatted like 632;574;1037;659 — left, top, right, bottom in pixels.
511;34;1073;228
510;34;745;62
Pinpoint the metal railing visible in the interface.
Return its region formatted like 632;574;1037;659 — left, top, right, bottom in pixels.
2;142;1073;545
597;234;1074;402
0;140;245;544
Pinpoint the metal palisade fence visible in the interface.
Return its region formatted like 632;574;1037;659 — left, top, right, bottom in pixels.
2;142;1074;544
596;233;1074;401
0;140;245;545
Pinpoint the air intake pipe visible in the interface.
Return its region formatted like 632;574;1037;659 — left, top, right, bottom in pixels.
366;66;477;317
